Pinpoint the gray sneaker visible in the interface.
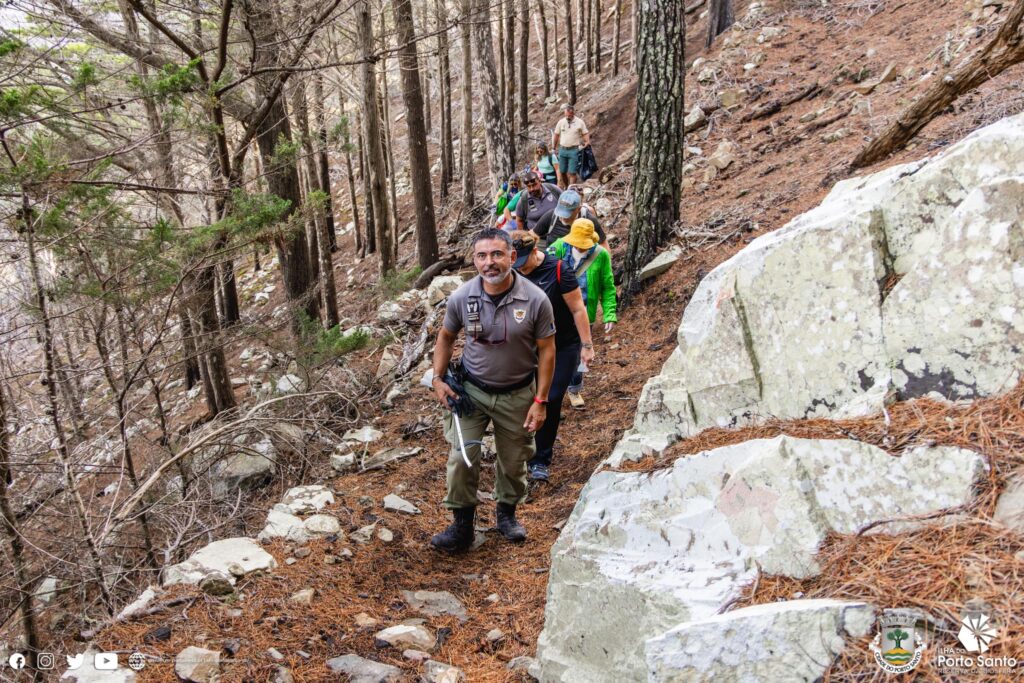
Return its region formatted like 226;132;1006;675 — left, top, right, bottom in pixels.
528;464;549;481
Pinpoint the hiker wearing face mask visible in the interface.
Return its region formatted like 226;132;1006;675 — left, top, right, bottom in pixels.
547;219;618;409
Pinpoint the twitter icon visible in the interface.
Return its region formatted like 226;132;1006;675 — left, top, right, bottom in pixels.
65;652;84;670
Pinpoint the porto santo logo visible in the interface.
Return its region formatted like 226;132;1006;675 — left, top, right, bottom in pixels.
958;609;998;653
870;608;927;674
937;602;1020;676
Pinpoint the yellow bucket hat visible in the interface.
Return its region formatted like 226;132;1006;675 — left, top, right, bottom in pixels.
564;218;598;250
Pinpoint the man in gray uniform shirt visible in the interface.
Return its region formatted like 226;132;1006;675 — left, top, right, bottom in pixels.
430;228;556;552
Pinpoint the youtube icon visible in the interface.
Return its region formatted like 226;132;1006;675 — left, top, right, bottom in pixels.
95;652;118;670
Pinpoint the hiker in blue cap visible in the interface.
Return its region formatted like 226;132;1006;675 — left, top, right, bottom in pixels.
532;188;608;250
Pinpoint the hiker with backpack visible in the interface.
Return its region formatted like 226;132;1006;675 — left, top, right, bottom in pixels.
494;173;523;231
533;142;559;185
509;230;595;482
515;170;562;232
532;188;608;250
552;103;591;188
546;219;617;410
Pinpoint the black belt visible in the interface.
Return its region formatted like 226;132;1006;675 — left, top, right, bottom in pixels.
462;367;535;395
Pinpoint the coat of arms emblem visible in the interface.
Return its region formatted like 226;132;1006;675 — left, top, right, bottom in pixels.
871;608;927;673
513;308;527;323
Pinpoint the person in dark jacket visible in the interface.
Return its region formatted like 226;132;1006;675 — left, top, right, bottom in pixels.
515;171;562;232
510;230;595;482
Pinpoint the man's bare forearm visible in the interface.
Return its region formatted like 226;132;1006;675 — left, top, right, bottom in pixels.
432;329;456;380
536;339;555;398
572;308;593;346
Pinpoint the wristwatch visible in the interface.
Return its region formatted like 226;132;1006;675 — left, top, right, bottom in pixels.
582;342;594;349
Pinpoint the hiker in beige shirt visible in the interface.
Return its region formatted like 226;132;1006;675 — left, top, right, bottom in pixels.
552;103;591;187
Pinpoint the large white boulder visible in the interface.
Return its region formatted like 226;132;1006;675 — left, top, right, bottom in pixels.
162;537;276;587
535;436;984;682
426;275;464;306
610;113;1024;465
644;599;875;682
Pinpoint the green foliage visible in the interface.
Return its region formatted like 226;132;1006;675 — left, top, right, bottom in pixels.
297;314;370;365
0;38;25;58
72;62;100;90
0;85;46;120
329;116;355;152
270;133;300;168
378;265;423;299
186;189;292;253
129;57;202;103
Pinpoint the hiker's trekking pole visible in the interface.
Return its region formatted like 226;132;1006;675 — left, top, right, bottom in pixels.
448;399;475;469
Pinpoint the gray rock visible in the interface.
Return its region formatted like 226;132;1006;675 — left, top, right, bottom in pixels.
34;576;59;605
374;624;436;651
325;655;401;682
272;666;294;683
384;494;421;515
683;107;706;134
508;655;536;671
536;436;984;681
267;648;285;661
645;600;874;681
637;246;682;282
423;660;466;683
162;537;276;587
291;588;315;605
198;572;234;596
281;485;334;514
426;275;465;307
401;590;468;622
174;646;219;683
343;426;384;444
304;514;342;537
276;374;304;394
258;508;308;544
402;649;431;663
485;629;504;643
610;112;1024;466
331;451;357;472
994;475;1024;533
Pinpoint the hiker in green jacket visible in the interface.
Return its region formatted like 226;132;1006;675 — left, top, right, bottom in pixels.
547;218;617;409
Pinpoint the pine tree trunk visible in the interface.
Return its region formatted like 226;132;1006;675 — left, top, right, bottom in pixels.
178;306;201;389
499;5;507;107
218;259;240;325
190;268;237;413
706;0;733;48
394;0;440;270
473;0;516;187
377;41;400;260
437;0;455;199
622;0;684;299
357;108;377;255
534;0;552;98
358;0;394;273
553;4;561;94
565;0;578;103
314;73;337;252
291;81;324;318
594;0;602;73
460;0;476;204
247;4;319;328
505;0;517;138
342;102;363;256
0;386;43;673
23;197;114;614
612;0;622;76
630;0;638;72
584;0;593;72
518;0;530;131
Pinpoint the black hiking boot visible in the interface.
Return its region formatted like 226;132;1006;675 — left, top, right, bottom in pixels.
430;507;475;553
496;502;527;542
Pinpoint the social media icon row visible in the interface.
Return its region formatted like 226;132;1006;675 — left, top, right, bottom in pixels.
8;651;144;671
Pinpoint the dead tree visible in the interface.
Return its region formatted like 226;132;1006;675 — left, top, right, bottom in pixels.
853;0;1024;168
612;0;622;75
